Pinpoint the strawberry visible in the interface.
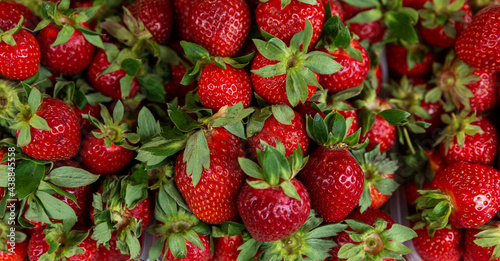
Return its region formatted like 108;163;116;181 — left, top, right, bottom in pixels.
95;235;133;261
412;225;464;261
238;142;311;242
256;0;325;48
386;43;436;77
403;0;429;9
80;102;139;175
331;207;417;261
164;234;211;261
164;62;197;104
172;0;194;41
71;103;102;133
87;47;141;100
436;112;498;166
213;235;244;261
128;0;173;44
0;27;40;81
188;0;250;57
340;2;385;43
0;1;37;31
0;239;27;261
464;224;500;261
298;111;365;222
247;108;308;159
28;224;97;261
321;0;345;21
455;5;500;71
0;218;28;261
175;127;246;224
467;69;499;112
416;162;500;229
358;97;397;153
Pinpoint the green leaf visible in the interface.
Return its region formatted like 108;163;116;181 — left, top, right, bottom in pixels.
29;114;52;131
45;167;99;187
271;105;295;125
237;239;262;261
137;107;161;142
224;122;246;139
36;190;77;223
125;184;147;209
119;74;134;99
384;11;418;43
378;109;411;125
347;9;383;24
279;180;301;200
81;32;104;49
28;87;42;113
149;235;167;261
262;150;280;186
180;41;210;61
168;104;202;132
306;223;348;238
184;230;204;251
252;38;288;62
121;58;141;76
168;233;187;258
51;25;75;47
183;131;210;187
238;157;265;179
138;75;166;103
112;100;124;123
15;161;45;199
303;51;342;74
210;103;254;127
342;0;379;8
381;224;418;242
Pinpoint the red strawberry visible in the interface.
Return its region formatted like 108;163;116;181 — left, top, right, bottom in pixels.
256;0;324;48
404;179;433;207
95;235;132;261
164;62;197;104
37;23;95;76
128;0;173;44
172;0;194;41
197;63;252;112
87;48;140;100
213;235;243;261
455;5;500;71
321;0;345;21
0;1;37;31
247;109;308;159
463;226;500;261
413;225;464;261
0;29;40;81
466;69;499;112
175;127;246;224
359;98;397;153
403;0;429;9
164;233;211;261
188;0;250;57
387;43;436;77
0;239;28;261
437;112;498;166
318;40;370;93
72;103;102;133
416;162;500;229
341;2;385;43
17;97;81;161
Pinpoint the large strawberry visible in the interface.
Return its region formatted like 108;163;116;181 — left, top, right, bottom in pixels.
298;111;366;222
188;0;250;57
128;0;173;44
251;20;341;106
256;0;324;48
455;5;500;71
0;23;40;81
238;143;311;242
412;224;464;261
416;162;500;229
80;101;139;175
464;224;500;261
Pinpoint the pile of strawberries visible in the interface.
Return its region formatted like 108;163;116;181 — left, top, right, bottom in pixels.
0;0;500;260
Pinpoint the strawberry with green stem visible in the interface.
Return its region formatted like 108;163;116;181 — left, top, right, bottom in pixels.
412;223;464;261
0;1;38;31
211;222;247;260
386;42;436;78
80;101;140;175
298;111;366;223
238;141;311;242
464;222;500;261
251;19;342;107
128;0;173;45
34;0;104;76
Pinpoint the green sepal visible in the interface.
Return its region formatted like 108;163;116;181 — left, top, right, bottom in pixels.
413;189;453;230
433;111;483;155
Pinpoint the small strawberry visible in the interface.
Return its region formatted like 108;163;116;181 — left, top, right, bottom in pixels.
455;5;500;71
298;111;366;222
246;106;308;159
341;1;385;43
80;101;140;175
0;23;40;81
238;143;311;242
0;1;37;31
412;225;464;261
256;0;325;48
128;0;173;44
435;111;498;166
416;162;500;229
387;43;436;77
188;0;250;57
251;20;341;106
464;223;500;261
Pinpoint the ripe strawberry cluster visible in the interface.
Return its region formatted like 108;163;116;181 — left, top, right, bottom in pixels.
0;0;499;260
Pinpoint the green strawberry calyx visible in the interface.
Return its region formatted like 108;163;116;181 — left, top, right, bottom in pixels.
252;19;342;107
146;179;210;260
387;76;431;120
419;0;468;38
0;17;24;45
34;0;104;49
0;80;22;121
473;221;500;260
246;104;297;138
433;110;483;154
413;189;453;231
425;50;480;112
0;218;26;253
238;141;308;200
320;15;363;61
337;218;417;261
352;145;400;213
39;223;91;261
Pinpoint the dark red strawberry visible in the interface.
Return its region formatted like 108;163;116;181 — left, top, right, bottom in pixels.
0;29;40;81
464;226;500;261
87;48;140;100
341;2;385;43
0;1;37;31
403;0;429;9
188;0;250;57
387;43;436;77
72;103;102;134
0;238;28;261
128;0;173;44
404;179;433;207
37;23;95;76
213;235;243;261
164;234;211;261
164;62;197;104
95;235;132;261
359;98;397;153
466;69;499;112
321;0;345;21
256;0;325;48
413;225;464;261
455;5;500;71
172;0;194;41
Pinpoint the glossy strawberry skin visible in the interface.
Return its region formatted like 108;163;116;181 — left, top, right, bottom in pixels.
18;98;81;161
0;1;37;31
456;5;500;71
402;0;429;9
386;44;435;77
0;238;28;261
413;225;464;261
360;115;396;153
368;173;394;209
129;0;173;44
321;0;344;21
251;53;317;106
213;235;243;261
197;63;252;112
72;103;102;134
95;236;131;261
318;40;370;93
247;111;308;159
28;229;97;261
439;116;498;166
256;0;324;48
164;233;211;261
466;69;499;113
238;178;310;242
37;23;95;76
87;48;140;100
0;29;40;81
298;149;364;223
175;128;246;225
341;2;385;43
189;0;250;57
432;162;500;228
80;130;135;175
464;228;500;261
